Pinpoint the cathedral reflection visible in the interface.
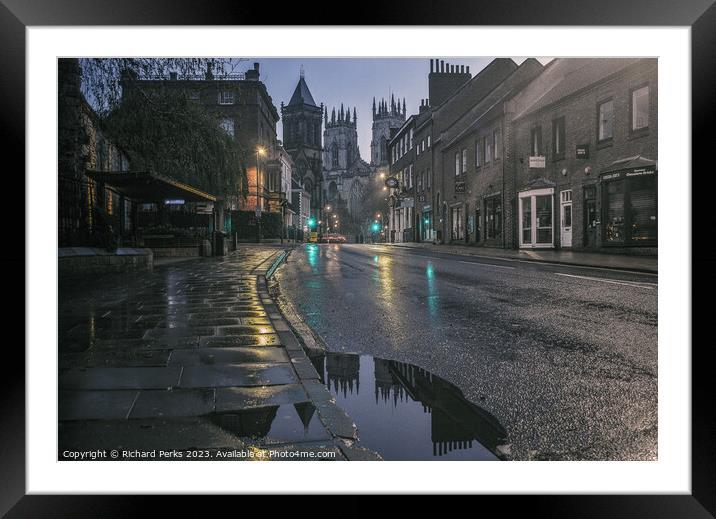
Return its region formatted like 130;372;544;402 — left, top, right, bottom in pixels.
316;351;506;457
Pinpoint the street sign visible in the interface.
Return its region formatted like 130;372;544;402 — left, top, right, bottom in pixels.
385;176;399;189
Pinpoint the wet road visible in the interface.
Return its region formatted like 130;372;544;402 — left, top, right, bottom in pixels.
275;243;658;460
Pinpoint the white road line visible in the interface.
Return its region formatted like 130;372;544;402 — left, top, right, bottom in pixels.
457;260;516;270
555;272;657;289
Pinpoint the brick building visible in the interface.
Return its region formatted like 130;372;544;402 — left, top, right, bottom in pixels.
508;58;658;252
387;115;417;242
439;59;544;247
120;62;282;214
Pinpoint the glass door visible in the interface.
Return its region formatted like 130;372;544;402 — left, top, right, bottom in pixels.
519;188;555;248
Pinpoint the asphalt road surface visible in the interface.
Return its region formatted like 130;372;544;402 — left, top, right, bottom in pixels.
275;243;658;461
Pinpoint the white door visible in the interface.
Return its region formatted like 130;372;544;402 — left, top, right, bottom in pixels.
519;188;555;248
560;190;573;248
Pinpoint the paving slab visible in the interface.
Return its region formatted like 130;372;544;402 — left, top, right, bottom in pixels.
129;389;216;419
60;367;182;390
199;334;281;348
215;384;309;412
209;403;331;444
59;390;138;421
178;364;297;388
168;347;289;366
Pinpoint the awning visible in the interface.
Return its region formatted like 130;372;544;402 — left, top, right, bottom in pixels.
85;170;217;203
600;155;657;175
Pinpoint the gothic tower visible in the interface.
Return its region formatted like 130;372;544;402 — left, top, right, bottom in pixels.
281;70;324;215
370;94;407;168
323;103;360;172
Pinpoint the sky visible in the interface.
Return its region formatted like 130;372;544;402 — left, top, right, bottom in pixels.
237;58;552;159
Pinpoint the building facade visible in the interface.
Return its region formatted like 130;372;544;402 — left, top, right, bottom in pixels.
439;59;544;247
508;58;658;252
322;104;372;231
387;116;417;243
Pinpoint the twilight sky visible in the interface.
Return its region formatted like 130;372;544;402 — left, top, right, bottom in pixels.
237;58;552;160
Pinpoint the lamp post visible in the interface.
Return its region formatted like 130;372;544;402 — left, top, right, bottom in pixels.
255;146;266;243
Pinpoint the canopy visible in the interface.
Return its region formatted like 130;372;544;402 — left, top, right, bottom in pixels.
85;170;216;203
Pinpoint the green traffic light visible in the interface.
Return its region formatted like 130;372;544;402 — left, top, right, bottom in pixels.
371;223;380;232
308;217;316;229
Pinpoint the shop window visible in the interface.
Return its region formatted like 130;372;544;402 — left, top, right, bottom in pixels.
604;174;657;244
598;99;614;142
451;206;465;240
632;86;650;131
536;195;553;244
521;197;532;244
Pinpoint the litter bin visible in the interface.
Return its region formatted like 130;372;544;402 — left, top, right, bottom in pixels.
213;231;227;256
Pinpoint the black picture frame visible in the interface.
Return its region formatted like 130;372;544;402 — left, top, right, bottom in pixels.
2;0;713;513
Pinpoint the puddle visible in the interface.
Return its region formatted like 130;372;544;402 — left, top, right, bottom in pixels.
209;403;328;444
310;352;507;460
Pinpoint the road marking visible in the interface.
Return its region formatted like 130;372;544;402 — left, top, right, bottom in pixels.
458;260;516;270
555;272;657;289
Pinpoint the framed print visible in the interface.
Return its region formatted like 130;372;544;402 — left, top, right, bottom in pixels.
3;0;714;513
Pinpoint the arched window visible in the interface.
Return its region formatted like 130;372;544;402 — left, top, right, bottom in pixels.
328;181;338;201
332;143;339;167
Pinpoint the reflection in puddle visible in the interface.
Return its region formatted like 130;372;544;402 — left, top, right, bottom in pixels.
209;402;327;444
312;352;507;460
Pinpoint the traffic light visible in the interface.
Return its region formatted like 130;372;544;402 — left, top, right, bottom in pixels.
307;217;317;229
371;222;380;233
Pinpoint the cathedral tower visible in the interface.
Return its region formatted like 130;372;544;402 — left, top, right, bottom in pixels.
370;94;407;167
281;70;324;215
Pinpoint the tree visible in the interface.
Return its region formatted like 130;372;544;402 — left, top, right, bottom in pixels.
80;58;249;201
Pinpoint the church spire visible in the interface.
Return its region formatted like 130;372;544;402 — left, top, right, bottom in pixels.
402;98;406;115
353;107;357;125
372;97;376;117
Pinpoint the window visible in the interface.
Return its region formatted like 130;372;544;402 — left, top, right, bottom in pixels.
552;117;565;159
416;143;420;156
427;135;431;148
603;172;657;244
598;99;614;142
218;90;235;105
422;139;426;152
475;139;481;167
427;168;431;189
409;128;414;149
462;149;468;174
219;118;235;137
455;152;461;176
530;126;542;156
494;128;502;160
632;86;649;131
332;143;339;166
485;136;492;163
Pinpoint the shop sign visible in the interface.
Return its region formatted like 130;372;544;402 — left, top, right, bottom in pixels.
195;203;214;214
602;166;656;181
529;156;546;168
455;181;466;193
164;199;185;205
576;144;589;159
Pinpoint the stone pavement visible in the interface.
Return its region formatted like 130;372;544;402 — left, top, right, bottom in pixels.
58;244;380;461
387;241;657;273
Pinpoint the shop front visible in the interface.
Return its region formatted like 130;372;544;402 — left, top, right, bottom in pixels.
600;156;657;248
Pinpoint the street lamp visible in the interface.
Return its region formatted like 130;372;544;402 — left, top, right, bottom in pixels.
255;145;267;243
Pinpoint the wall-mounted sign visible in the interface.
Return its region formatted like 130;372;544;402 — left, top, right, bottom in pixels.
576;144;589;159
455;181;466;193
195;203;214;214
528;156;546;168
385;176;399;189
601;166;656;181
164;199;185;205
